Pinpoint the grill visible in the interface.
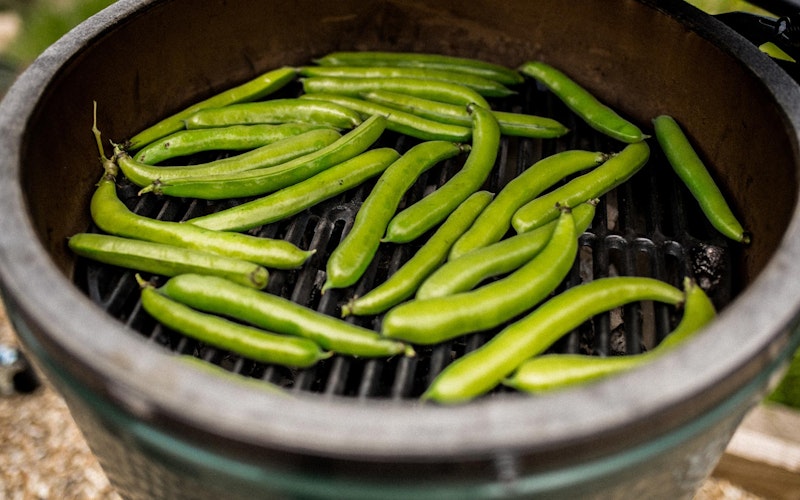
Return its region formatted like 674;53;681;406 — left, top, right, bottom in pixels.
73;78;736;400
4;0;800;498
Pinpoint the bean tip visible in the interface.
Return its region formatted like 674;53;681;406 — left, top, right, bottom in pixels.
739;231;752;245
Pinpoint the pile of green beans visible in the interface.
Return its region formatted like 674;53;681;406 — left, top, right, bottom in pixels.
69;50;747;397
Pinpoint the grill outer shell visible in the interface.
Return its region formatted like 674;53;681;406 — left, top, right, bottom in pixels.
1;0;800;498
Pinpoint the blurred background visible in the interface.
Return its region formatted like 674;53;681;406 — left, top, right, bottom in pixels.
0;1;797;499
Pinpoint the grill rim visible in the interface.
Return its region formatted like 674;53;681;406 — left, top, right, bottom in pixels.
0;0;799;469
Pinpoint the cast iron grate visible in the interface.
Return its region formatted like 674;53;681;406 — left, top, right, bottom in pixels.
72;79;736;400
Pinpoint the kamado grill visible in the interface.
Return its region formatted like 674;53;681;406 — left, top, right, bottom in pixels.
2;0;800;498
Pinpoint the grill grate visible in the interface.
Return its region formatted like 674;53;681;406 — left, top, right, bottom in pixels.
73;79;735;400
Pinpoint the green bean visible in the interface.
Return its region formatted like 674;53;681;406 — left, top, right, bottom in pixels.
449;150;607;259
381;207;577;345
383;103;500;243
68;233;269;289
90;172;312;268
362;90;569;139
297;65;515;98
158;274;414;358
502;278;715;393
139;281;329;368
512;141;650;233
422;276;686;404
184;98;363;130
653;115;750;244
313;51;524;86
657;277;717;349
322;141;467;292
299;93;471;142
418;201;597;299
127;66;296;151
177;355;289;395
301;76;491;109
187;148;401;232
135;123;331;164
342;191;494;317
518;61;647;143
117;129;342;188
90;118;314;269
139;114;387;200
505;355;647;394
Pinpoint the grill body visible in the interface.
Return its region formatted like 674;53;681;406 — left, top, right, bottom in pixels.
1;0;800;498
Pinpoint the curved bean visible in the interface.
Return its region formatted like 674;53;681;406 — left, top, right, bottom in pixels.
68;233;269;289
127;66;296;150
140;114;387;200
323;141;467;292
362;90;569;139
449;149;607;259
657;277;717;349
159;273;414;358
417;201;596;299
381;207;577;345
301;76;491;109
187;148;401;232
139;281;329;368
383;103;500;243
297;65;514;97
422;276;686;404
177;355;288;395
518;61;647;143
90;119;313;269
342;191;494;317
299;93;471;142
90;171;313;269
313;51;524;86
135;122;331;164
653;115;750;244
117;128;342;188
503;278;715;393
511;141;650;233
184;98;362;130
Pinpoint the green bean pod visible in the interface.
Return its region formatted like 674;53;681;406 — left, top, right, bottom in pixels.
188;148;401;232
449;149;607;259
342;191;494;317
159;274;414;358
422;276;687;404
418;201;596;299
299;93;471;142
301;76;491;109
176;355;288;395
383;103;501;243
297;65;515;97
657;277;717;349
322;141;467;292
503;278;715;393
518;61;647;143
140;114;387;200
127;66;297;150
135;123;332;164
117;128;342;188
140;283;330;368
184;98;363;130
313;51;524;86
68;233;269;289
512;141;650;233
653;115;750;244
362;90;569;139
90;170;313;269
381;207;577;345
